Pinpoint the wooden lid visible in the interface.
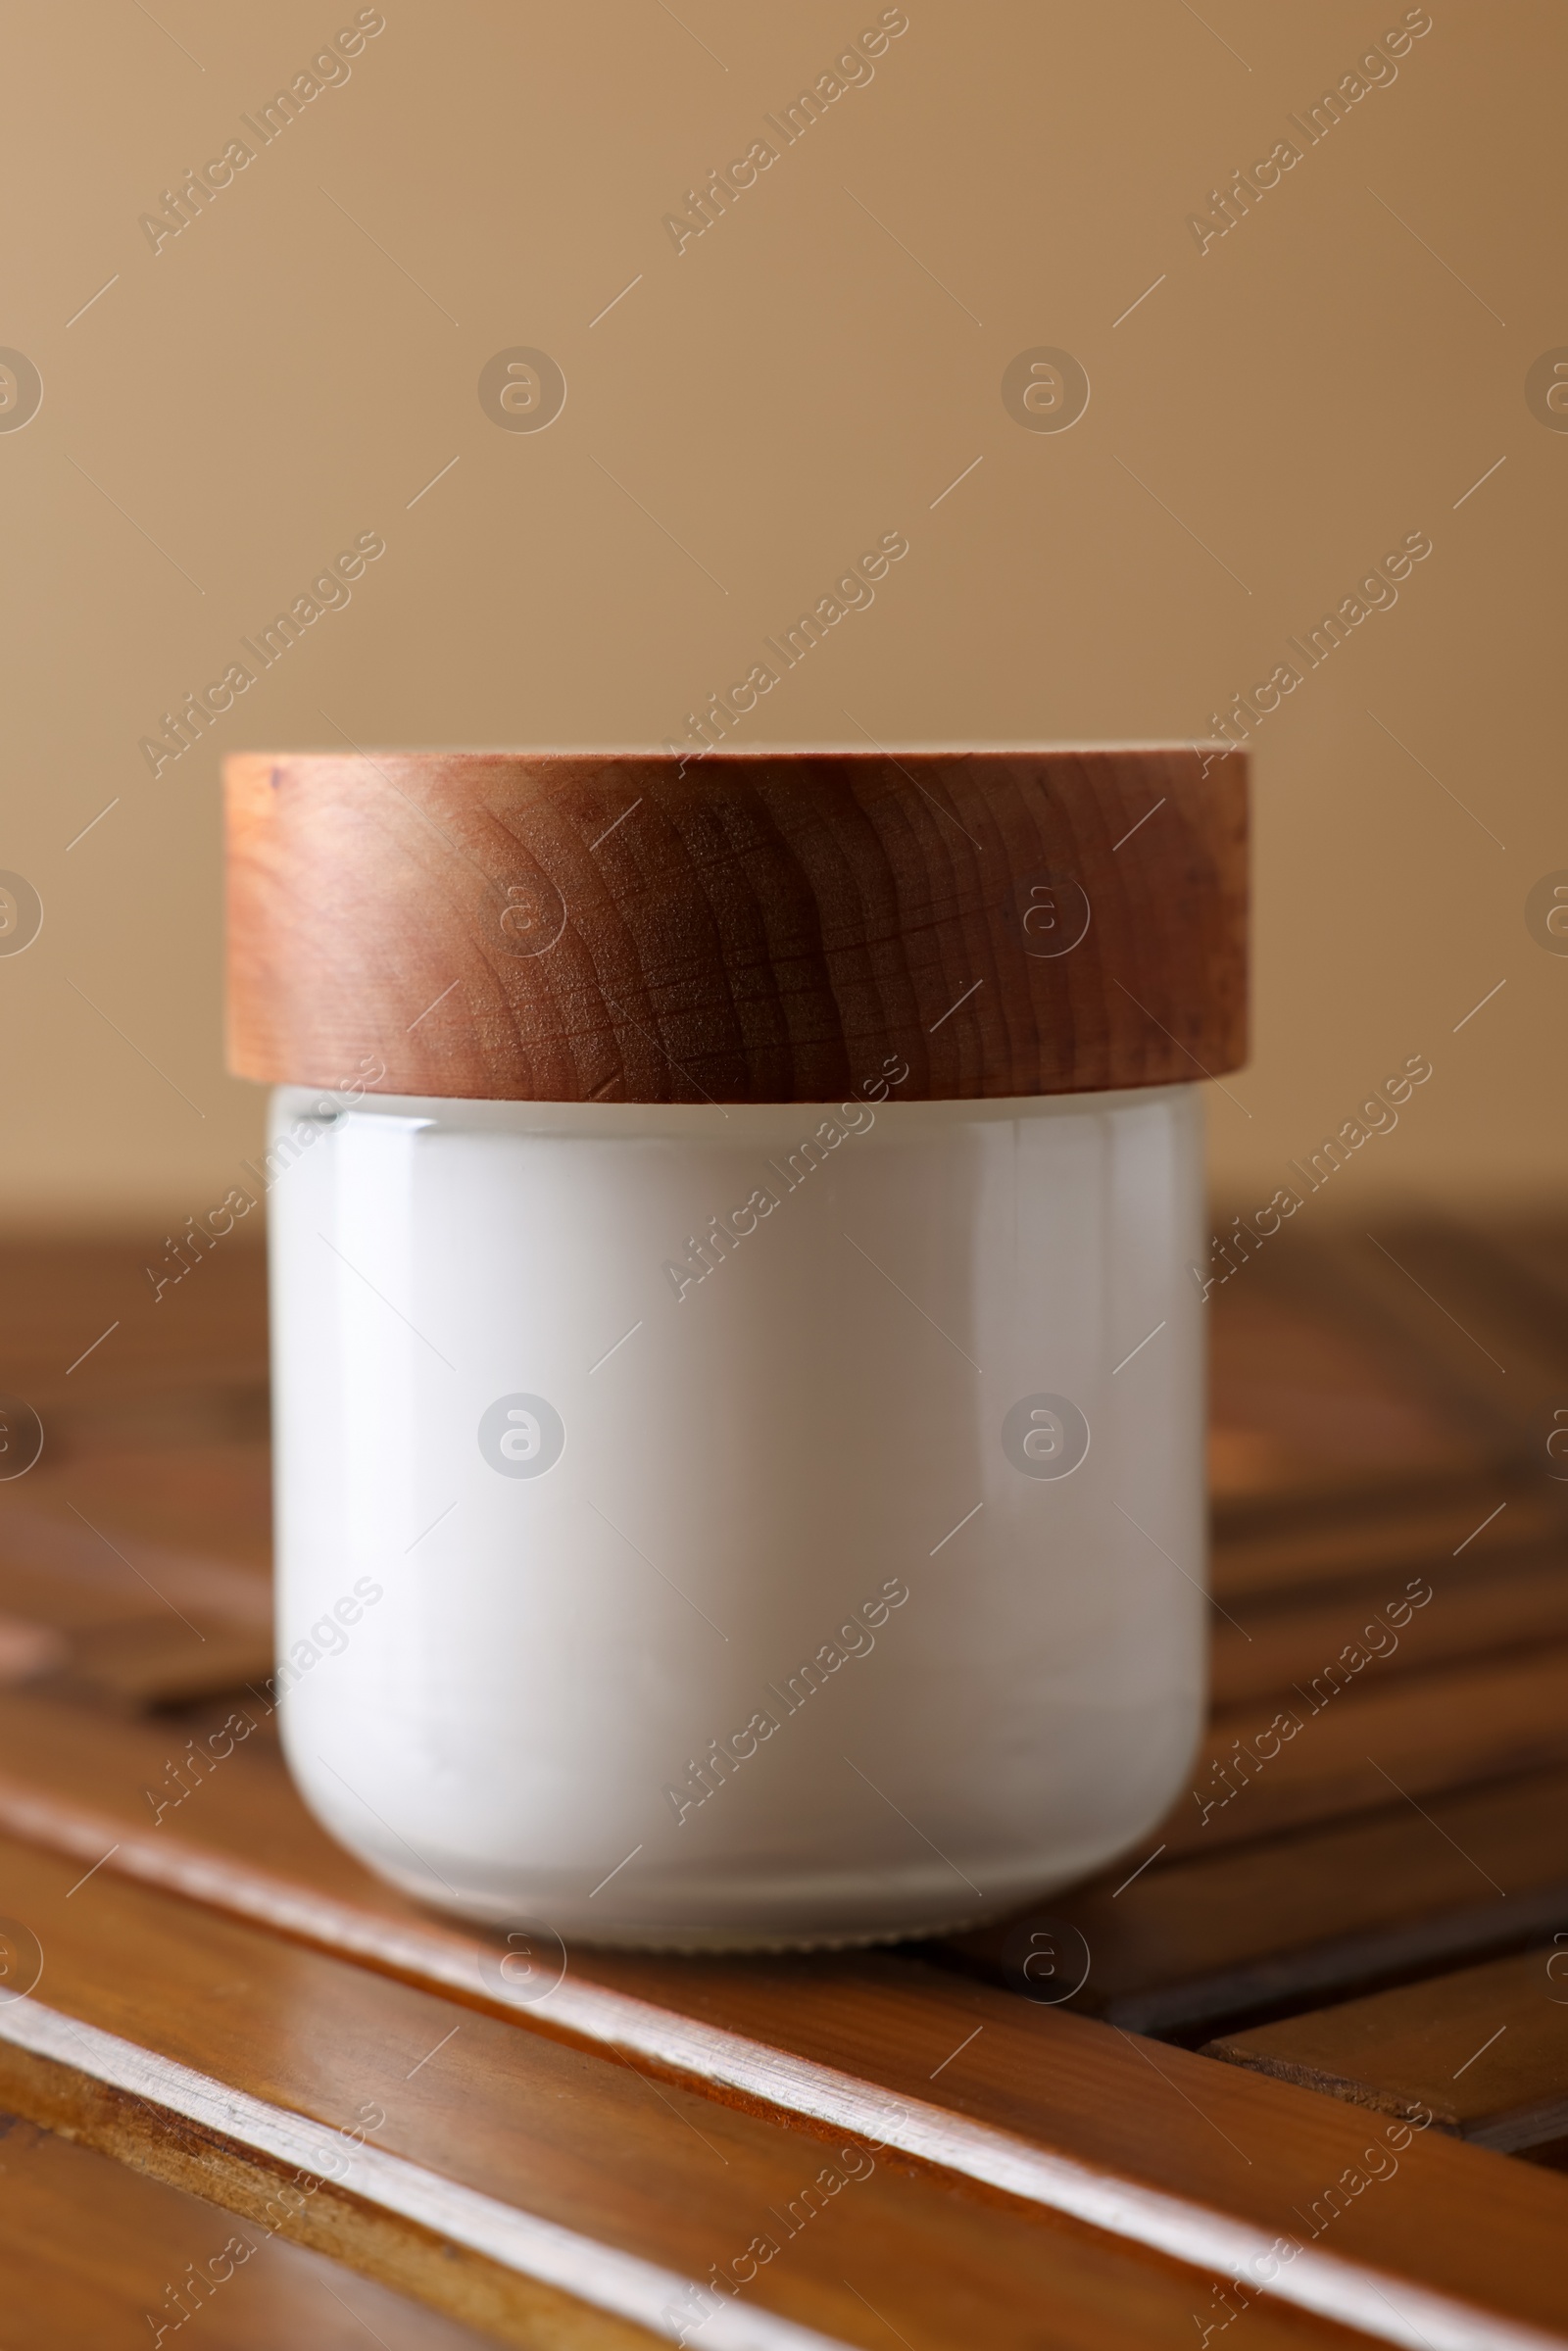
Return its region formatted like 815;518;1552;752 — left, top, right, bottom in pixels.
224;747;1247;1104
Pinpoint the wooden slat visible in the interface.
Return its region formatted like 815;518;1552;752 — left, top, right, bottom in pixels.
1171;1646;1568;1855
0;1235;269;1407
0;1998;839;2351
1483;1224;1568;1336
8;1683;1560;2049
44;1436;273;1561
945;1768;1568;2036
0;1499;270;1630
0;1225;266;1326
562;1944;1568;2351
1;1830;1381;2351
4;1223;1568;2346
1207;1275;1491;1509
0;1495;273;1705
0;2112;496;2349
1211;1555;1568;1710
1204;1219;1568;1611
1213;1460;1521;1552
14;1615;1567;1959
1206;1951;1568;2153
1213;1480;1559;1605
0;1780;1566;2347
1347;1225;1568;1425
1269;1230;1553;1461
50;1616;277;1710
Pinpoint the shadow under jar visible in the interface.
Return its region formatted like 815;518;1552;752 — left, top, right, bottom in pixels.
225;745;1248;1950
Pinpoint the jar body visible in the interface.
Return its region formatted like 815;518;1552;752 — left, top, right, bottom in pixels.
268;1081;1206;1948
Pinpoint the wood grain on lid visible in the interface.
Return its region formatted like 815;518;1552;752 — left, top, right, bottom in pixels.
223;747;1247;1102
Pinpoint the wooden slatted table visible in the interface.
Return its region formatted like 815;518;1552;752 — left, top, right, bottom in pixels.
2;1216;1566;2347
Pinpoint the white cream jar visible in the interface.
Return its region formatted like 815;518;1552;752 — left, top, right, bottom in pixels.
227;746;1247;1947
267;1078;1204;1945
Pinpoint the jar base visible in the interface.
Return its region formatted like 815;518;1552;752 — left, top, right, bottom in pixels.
493;1907;993;1957
352;1839;1126;1956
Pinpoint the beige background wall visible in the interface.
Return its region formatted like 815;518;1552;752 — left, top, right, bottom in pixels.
2;0;1562;1226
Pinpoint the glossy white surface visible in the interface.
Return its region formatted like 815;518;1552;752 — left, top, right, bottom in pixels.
268;1080;1206;1947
